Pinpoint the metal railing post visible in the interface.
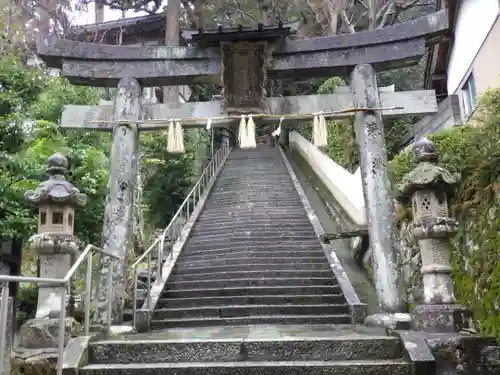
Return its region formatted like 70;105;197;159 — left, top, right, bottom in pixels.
106;259;113;332
0;282;9;375
84;254;92;336
57;286;67;375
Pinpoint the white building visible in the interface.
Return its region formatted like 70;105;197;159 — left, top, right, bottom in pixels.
401;0;500;144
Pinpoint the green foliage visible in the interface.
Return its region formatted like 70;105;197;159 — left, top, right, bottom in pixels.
0;51;213;326
314;75;413;167
390;88;500;339
141;128;210;228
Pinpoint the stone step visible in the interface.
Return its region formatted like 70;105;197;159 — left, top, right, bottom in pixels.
169;270;333;282
203;206;306;212
153;304;350;320
187;237;320;246
199;207;309;216
187;232;318;241
88;335;403;364
178;250;326;262
182;243;325;255
165;277;336;290
175;257;328;268
156;294;346;308
194;218;313;227
190;226;315;236
184;243;323;253
207;201;304;208
81;360;411;375
162;285;343;298
193;221;314;231
171;263;332;275
209;190;299;197
151;314;353;329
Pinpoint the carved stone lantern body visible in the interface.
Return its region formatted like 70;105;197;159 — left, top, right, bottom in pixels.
38;202;75;235
398;138;473;333
24;153;87;319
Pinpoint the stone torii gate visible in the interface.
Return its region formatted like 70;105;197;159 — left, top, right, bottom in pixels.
36;10;449;327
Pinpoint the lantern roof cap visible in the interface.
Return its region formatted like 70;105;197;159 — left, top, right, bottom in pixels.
397;138;459;202
24;153;87;206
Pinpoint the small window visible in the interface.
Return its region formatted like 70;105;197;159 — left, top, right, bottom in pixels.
68;213;73;227
462;74;477;118
52;212;63;225
40;211;47;225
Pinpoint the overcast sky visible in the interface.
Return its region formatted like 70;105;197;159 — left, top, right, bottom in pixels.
72;1;169;25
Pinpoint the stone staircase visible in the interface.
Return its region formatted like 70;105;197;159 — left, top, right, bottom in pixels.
80;324;412;374
152;146;352;329
79;145;415;374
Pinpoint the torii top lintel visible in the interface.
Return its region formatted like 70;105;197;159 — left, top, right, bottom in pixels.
37;10;449;88
191;23;296;47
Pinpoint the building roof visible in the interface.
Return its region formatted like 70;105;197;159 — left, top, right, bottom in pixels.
70;13;299;45
69;13;197;42
191;23;297;46
424;0;459;101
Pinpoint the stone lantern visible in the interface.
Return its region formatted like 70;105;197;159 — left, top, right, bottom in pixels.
24;152;87;319
397;137;472;332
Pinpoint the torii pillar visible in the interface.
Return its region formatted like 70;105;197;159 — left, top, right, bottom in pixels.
96;77;141;326
351;64;411;329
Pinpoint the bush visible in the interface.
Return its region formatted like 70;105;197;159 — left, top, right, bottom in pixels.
390;88;500;339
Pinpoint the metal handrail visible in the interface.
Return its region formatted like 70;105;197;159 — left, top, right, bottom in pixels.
130;143;231;325
0;244;120;375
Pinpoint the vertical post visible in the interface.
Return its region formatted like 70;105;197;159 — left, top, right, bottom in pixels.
0;283;10;375
95;77;141;326
350;64;410;328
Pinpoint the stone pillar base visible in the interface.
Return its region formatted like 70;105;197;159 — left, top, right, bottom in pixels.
364;312;412;330
412;303;473;333
11;317;81;375
134;310;151;333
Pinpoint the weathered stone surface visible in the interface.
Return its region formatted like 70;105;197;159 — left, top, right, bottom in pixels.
87;335;403;364
412;304;473;333
279;10;448;54
11;347;59;375
61;336;91;375
60;89;438;131
94;77;141;326
424;332;499;375
79;360;414;375
19;317;81;349
271;38;425;79
350;64;405;314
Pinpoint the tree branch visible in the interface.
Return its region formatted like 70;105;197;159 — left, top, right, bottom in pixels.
339;9;355;33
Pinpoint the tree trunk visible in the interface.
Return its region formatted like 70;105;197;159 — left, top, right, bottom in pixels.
163;0;181;103
95;0;104;23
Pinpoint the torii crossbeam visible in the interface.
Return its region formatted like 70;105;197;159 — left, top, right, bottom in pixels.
37;10;448;87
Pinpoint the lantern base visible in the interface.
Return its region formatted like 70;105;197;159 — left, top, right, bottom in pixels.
412;303;474;333
364;312;412;330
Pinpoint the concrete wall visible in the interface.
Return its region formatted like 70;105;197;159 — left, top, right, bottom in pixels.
288;131;366;227
399;95;462;146
472;16;500;95
447;0;500;94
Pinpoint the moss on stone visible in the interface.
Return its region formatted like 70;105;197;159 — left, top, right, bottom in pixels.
390;88;500;339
